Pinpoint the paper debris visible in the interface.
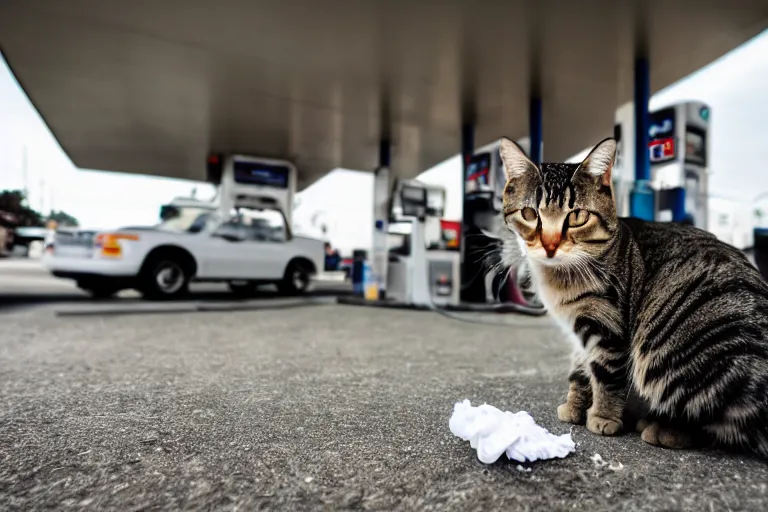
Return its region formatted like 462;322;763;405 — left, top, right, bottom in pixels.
591;453;624;471
591;453;606;467
449;399;576;464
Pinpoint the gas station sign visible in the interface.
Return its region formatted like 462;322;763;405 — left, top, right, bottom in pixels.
649;137;676;163
648;107;677;164
233;160;290;188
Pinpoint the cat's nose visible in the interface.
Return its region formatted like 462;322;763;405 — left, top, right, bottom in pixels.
540;232;561;258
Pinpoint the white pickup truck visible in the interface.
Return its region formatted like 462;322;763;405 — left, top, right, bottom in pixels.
42;205;326;300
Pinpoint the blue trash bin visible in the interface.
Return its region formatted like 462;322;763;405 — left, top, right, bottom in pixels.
351;249;367;296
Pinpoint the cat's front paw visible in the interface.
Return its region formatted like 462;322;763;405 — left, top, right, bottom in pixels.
557;402;587;425
586;413;622;436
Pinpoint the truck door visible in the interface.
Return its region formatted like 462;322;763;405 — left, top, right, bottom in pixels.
202;210;288;280
237;211;289;279
199;215;252;278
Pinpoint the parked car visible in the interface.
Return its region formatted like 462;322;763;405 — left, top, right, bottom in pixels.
42;207;325;299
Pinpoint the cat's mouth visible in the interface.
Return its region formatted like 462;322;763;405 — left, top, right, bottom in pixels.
527;247;577;266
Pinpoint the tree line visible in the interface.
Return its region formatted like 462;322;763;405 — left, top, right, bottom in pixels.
0;189;79;228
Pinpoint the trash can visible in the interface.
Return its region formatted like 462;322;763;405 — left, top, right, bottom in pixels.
754;228;768;280
362;260;378;300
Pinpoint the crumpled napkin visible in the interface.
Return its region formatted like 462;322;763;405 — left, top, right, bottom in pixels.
449;399;576;464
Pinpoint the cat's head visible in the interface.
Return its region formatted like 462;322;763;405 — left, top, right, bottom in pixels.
498;137;618;266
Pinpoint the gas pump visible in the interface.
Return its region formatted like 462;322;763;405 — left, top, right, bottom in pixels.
385;179;461;307
338;172;544;316
614;101;711;228
461;141;542;308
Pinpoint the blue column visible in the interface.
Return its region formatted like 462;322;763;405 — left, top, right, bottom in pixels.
529;97;543;165
630;57;656;220
669;187;687;222
634;58;650;182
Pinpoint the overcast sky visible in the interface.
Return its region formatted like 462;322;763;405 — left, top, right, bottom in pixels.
1;29;767;246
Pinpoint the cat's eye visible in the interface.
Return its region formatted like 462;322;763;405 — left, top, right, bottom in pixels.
520;208;538;222
568;209;590;228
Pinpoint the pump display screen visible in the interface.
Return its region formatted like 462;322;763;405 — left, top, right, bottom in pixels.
400;185;427;218
401;185;427;204
684;127;707;166
233;160;290;188
425;188;445;216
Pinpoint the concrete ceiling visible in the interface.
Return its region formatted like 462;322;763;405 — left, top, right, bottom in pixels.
1;0;767;189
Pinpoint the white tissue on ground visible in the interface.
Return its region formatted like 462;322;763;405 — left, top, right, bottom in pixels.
449;399;576;464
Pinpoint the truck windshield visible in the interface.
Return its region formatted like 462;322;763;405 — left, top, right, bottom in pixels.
157;206;216;233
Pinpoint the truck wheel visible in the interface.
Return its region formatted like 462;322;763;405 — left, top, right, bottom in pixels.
277;260;312;295
140;257;190;300
77;281;120;299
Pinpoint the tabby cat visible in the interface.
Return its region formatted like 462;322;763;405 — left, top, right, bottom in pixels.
497;136;768;457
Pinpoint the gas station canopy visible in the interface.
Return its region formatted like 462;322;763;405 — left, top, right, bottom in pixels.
1;0;766;188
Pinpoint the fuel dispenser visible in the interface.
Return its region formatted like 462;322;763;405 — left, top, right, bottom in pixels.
614;101;711;228
339;170;544;315
461;141;542;308
385;179;461;307
462;149;499;303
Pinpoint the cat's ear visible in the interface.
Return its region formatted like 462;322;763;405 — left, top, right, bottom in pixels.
577;138;617;186
498;137;538;181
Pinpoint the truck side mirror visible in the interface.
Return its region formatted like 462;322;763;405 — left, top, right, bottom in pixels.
159;205;180;221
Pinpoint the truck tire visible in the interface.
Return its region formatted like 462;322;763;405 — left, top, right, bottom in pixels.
277;259;313;295
139;253;192;300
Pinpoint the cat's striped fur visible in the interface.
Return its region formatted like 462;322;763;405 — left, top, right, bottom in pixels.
498;136;768;457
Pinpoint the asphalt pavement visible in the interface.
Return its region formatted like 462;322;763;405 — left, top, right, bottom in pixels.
2;296;767;511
